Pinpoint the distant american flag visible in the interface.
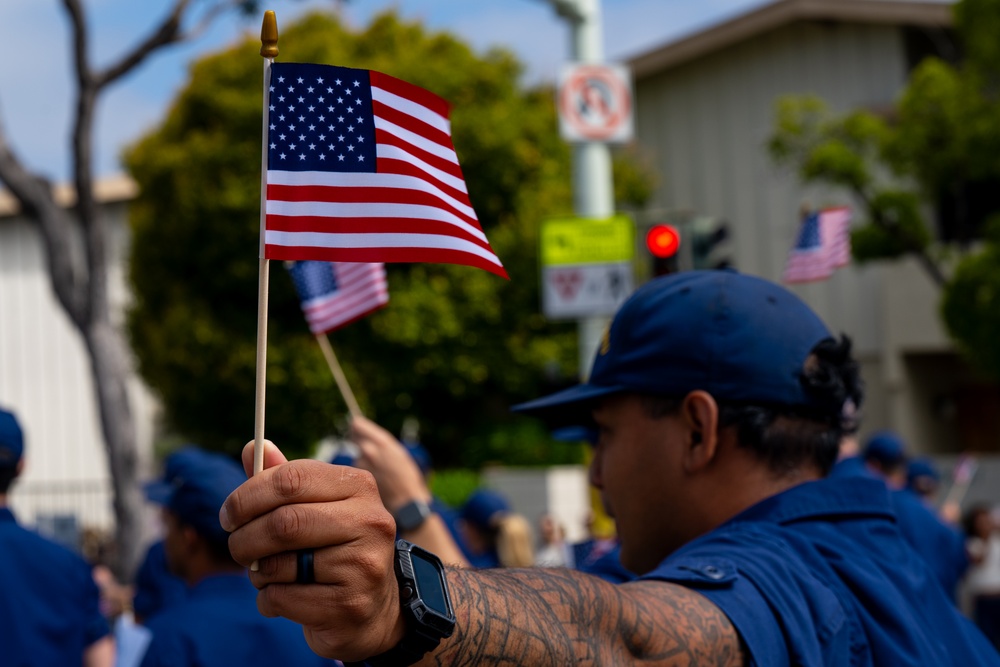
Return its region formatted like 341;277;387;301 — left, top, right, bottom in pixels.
782;207;852;284
264;62;507;279
286;261;388;334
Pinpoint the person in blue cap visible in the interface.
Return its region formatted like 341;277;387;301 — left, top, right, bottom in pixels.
222;271;999;666
0;407;114;667
833;430;970;602
457;488;534;568
139;446;339;667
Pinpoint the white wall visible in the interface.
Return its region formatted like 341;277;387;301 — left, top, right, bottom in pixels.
0;188;158;537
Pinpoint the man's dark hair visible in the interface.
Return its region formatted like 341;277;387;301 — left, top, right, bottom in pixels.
641;335;863;477
0;466;19;495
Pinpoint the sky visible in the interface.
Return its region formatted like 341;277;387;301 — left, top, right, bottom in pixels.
0;0;773;181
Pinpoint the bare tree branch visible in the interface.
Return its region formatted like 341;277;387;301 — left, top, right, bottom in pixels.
95;0;190;89
95;0;249;90
0;117;88;327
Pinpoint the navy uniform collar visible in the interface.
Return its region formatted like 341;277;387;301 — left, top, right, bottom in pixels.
0;507;15;524
726;476;895;527
190;571;253;596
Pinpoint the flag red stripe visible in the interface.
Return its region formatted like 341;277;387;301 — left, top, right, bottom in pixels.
373;103;454;153
266;183;477;226
374;158;474;211
370;70;451;119
265;215;494;252
270;245;508;279
375;129;466;184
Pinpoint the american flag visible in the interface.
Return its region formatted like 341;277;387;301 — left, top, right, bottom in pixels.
286;261;388;334
264;62;507;279
782;207;852;284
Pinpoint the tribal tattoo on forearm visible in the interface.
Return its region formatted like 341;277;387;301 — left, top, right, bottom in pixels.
428;567;746;666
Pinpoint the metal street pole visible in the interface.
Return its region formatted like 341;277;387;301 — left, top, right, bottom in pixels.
549;0;615;380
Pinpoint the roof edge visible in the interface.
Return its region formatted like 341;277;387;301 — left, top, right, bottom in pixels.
0;174;137;218
627;0;954;79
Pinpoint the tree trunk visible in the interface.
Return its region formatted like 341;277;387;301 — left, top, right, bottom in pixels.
84;319;144;580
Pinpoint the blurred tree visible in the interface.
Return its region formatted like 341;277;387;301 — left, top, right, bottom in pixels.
0;0;312;579
768;0;1000;380
126;11;628;469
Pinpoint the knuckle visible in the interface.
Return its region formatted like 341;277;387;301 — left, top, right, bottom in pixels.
269;504;305;542
273;463;306;499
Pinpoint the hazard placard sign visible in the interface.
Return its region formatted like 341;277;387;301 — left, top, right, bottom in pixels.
540;216;635;320
557;63;634;143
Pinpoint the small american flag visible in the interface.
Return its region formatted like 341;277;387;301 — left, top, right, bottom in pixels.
782;207;852;284
286;261;388;334
264;62;507;279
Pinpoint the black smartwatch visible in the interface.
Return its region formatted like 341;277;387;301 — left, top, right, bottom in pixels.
394;499;433;532
365;539;456;667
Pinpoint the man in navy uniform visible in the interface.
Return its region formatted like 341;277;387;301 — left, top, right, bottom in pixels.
224;272;999;666
139;446;339;667
0;407;113;666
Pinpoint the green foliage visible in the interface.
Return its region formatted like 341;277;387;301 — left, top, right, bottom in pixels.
942;236;1000;380
768;0;1000;382
428;469;481;509
126;11;589;466
612;146;658;209
850;191;931;261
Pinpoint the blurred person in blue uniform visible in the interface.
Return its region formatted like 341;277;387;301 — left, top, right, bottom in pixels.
458;488;535;568
224;271;999;666
345;415;471;566
833;430;969;601
139;446;338;667
0;407;114;667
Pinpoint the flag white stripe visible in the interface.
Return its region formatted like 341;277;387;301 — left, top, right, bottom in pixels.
266;231;504;267
375;144;469;195
265;200;488;245
374;116;459;165
371;86;451;136
266;170;476;219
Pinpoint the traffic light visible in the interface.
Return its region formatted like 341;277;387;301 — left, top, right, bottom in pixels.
645;224;681;276
690;217;733;270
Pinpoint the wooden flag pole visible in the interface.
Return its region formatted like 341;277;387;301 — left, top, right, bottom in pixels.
254;11;279;481
315;334;363;418
250;12;278;573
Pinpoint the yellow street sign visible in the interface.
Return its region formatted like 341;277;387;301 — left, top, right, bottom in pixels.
540;215;634;266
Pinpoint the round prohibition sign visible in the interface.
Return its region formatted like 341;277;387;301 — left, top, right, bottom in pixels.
559;65;632;141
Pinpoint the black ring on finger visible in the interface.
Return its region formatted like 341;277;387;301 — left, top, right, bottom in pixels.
296;548;315;584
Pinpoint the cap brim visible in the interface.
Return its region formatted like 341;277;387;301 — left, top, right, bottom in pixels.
511;383;625;427
143;480;175;505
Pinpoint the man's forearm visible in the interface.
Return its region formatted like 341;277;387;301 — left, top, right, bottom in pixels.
426;567;745;666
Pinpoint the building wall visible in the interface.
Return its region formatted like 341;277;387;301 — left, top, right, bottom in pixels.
631;20;965;451
0;195;158;539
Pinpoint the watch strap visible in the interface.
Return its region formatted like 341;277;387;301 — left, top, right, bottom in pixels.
393;499;432;532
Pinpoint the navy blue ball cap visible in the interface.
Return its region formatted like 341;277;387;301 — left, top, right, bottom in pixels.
145;447;246;544
461;489;511;530
0;408;24;468
513;271;833;426
863;430;907;467
907;457;940;485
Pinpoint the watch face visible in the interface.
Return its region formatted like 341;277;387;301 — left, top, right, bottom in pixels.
410;550;451;616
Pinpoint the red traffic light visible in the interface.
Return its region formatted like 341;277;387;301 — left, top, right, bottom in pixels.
646;224;681;258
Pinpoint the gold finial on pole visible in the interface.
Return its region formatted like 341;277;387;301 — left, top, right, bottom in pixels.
260;11;278;59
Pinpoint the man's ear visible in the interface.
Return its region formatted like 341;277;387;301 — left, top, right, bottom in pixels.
680;390;720;473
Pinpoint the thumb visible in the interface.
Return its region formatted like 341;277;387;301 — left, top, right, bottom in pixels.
240;439;288;477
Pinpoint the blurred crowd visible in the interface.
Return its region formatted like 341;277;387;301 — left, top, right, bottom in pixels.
1;384;999;662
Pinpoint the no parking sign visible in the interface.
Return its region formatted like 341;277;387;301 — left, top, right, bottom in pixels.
557;63;634;143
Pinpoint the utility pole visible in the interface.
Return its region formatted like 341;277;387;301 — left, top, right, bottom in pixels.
547;0;616;380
